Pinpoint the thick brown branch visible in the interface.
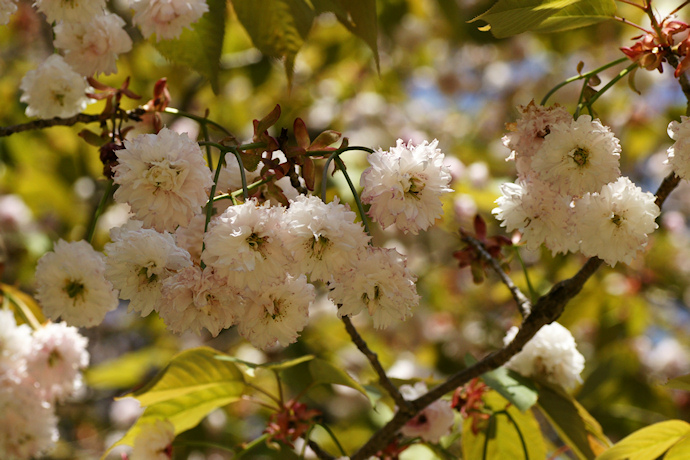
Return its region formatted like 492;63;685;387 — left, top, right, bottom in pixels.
0;108;145;137
340;316;414;415
463;235;532;317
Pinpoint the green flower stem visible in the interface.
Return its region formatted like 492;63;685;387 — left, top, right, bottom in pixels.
201;122;213;171
197;142;251;200
573;77;592;119
163;107;232;136
500;410;529;460
513;247;537;303
2;289;41;330
213;178;272;203
322;147;374;235
540;57;629;105
234;433;271;458
578;62;638;112
85;179;114;244
481;414;496;460
317;422;348;457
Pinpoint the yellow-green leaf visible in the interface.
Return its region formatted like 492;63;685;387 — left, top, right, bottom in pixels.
471;0;616;39
232;0;314;85
126;346;245;406
663;433;690;459
155;0;226;93
214;353;315;371
537;383;611;459
309;358;371;403
595;420;690;460
85;346;176;390
462;391;546;459
322;0;380;72
481;367;538;412
666;373;690;391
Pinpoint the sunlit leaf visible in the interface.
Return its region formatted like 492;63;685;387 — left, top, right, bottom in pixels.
155;0;226;93
481;367;538;412
663;433;690;460
595;420;690;460
126;346;245;406
537;383;611;459
309;358;371;403
462;391;546;459
232;0;314;85
215;354;315;371
471;0;616;38
85;346;176;390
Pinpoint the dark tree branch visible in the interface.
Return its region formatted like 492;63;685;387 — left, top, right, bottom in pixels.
341;316;414;415
0;108;145;137
462;235;532;317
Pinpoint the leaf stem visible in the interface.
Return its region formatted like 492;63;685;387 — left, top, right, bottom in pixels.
85;179;114;244
164;107;232;136
513;246;537;303
540;57;628;105
502;410;529;459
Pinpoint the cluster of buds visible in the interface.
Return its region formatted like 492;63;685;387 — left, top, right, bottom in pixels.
452;378;491;435
621;18;690;77
264;400;321;449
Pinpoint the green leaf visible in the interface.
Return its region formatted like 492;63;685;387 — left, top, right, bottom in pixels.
232;0;314;85
595;420;690;460
323;0;380;72
126;347;245;406
537;383;611;459
663;433;690;460
471;0;616;39
214;354;315;372
481;367;538;412
85;346;176;390
666;373;690;391
462;391;546;459
308;358;371;403
102;347;247;458
155;0;226;93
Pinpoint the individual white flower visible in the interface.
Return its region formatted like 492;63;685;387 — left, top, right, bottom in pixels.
0;381;58;460
238;275;313;350
666;116;690;179
574;177;660;266
131;419;174;460
503;322;585;391
0;310;32;384
399;382;454;443
35;239;119;327
0;0;16;25
25;322;89;402
19;54;93;119
174;213;207;264
159;266;243;337
54;13;133;76
284;195;370;282
531;116;621;196
105;226;192;316
33;0;105;23
202;200;291;290
360;139;452;234
502;101;572;175
330;247;419;329
132;0;209;41
113;128;214;232
492;180;578;255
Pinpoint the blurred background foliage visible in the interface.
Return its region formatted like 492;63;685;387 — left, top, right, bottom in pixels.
3;0;690;458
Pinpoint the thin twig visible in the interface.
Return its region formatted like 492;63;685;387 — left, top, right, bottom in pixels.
462;235;532;317
340;316;414;415
0;109;145;137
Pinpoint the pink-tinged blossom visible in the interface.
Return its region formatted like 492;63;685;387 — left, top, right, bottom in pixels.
113;128;213;232
502;101;572;175
238;275;314;350
174;213;207;264
35;239;119;327
19;55;93;119
105;225;192;316
0;381;58;460
0;310;31;384
0;0;16;25
399;382;454;443
360;139;452;234
131;419;174;460
503;322;585;391
33;0;105;23
574;177;660;266
330;246;419;329
25;322;89;402
54;13;133;76
202;200;291;290
284;195;370;283
492;180;578;255
159;266;243;337
666;116;690;179
132;0;209;42
531;115;621;196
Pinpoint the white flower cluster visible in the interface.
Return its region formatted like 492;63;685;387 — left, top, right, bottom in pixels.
33;131;432;349
0;310;89;459
503;322;585;391
17;0;207;118
361;139;453;234
494;102;660;266
666;116;690;179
